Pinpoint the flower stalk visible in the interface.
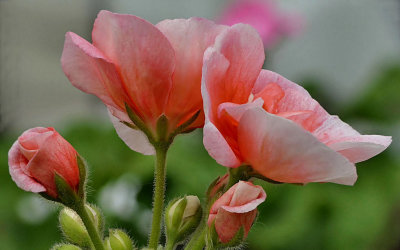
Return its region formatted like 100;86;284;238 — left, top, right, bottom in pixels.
148;143;169;249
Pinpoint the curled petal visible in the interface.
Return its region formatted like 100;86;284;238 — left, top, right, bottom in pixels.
222;181;266;213
238;108;357;185
218;98;264;123
8;141;46;193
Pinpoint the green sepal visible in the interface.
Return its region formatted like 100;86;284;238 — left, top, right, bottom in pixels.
171;197;187;230
76;155;87;200
164;197;181;235
105;229;135;250
51;243;82;250
121;121;138;130
206;220;218;249
39;192;58;202
169;110;201;138
55;173;81;208
206;176;221;198
156;115;169;142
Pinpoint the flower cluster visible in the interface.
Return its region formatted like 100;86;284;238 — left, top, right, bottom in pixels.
8;10;391;250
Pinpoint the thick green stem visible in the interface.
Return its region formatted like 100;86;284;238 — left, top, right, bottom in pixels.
76;203;105;250
184;221;207;250
148;144;169;249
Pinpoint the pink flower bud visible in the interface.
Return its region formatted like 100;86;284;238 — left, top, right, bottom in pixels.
208;181;266;243
8;127;80;198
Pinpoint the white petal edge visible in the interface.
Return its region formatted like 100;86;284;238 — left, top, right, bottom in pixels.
108;110;155;155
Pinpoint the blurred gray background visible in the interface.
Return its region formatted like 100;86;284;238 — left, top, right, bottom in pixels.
1;0;399;132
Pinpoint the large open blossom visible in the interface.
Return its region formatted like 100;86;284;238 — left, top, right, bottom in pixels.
202;24;391;185
62;10;226;154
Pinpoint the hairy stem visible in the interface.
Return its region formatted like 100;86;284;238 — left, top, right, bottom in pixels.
184;221;207;250
76;203;104;250
148;144;169;249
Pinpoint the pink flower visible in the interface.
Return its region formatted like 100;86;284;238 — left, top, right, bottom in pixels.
61;10;226;154
208;181;266;243
8;127;80;198
202;24;392;185
218;0;303;48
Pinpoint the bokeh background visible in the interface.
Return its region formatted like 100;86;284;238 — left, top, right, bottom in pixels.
1;0;399;249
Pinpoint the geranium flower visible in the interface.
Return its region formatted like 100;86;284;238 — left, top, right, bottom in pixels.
202;24;391;185
62;10;226;154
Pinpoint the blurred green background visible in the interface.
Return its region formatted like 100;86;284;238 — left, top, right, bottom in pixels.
1;0;399;249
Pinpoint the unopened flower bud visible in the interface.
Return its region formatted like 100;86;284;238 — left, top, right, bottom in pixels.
104;229;134;250
208;181;266;246
59;204;103;247
165;196;202;246
8;127;84;201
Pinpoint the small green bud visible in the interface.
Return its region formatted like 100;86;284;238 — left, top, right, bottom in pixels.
104;229;134;250
59;204;103;247
51;243;82;250
165;196;202;246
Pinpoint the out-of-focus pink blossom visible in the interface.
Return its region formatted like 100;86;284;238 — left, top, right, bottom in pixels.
62;10;226;154
208;181;266;243
202;24;391;186
8;127;80;198
218;0;303;48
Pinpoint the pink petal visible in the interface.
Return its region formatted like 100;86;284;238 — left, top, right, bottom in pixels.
108;110;155;155
253;82;284;113
329;135;392;163
202;47;230;123
213;24;265;104
92;10;175;125
203;122;241;168
254;70;328;132
215;209;257;243
223;181;266;213
27;131;79;198
238;108;357;185
8;141;46;193
61;32;128;111
217;98;264;123
156;18;227;129
253;70;310;97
